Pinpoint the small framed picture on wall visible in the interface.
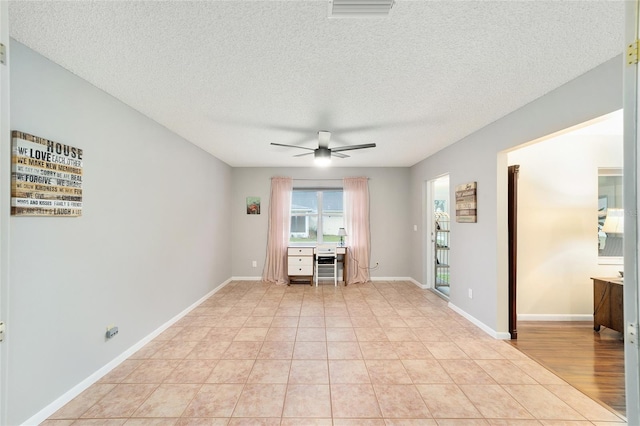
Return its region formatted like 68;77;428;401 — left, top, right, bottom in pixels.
246;196;260;215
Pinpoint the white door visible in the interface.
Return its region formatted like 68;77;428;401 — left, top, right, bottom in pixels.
624;1;640;423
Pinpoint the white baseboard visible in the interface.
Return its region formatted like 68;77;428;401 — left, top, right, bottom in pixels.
407;278;428;289
517;314;593;321
370;276;416;282
373;277;428;290
448;302;511;340
23;278;233;426
229;277;426;286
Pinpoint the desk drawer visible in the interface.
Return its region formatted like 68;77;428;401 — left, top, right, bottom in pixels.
288;247;314;256
288;264;313;276
288;256;313;266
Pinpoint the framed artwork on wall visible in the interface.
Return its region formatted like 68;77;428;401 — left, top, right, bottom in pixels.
11;130;83;216
455;181;477;223
246;196;260;215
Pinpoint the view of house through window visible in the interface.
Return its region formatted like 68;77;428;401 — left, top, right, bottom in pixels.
290;189;343;245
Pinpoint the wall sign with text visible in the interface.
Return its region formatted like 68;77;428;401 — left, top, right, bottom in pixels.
455;181;477;223
11;131;83;216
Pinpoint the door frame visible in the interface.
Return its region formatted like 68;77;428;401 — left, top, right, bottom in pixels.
623;1;640;423
424;179;436;289
424;174;450;290
508;165;520;339
0;1;10;423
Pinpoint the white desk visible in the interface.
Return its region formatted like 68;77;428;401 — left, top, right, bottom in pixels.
287;246;348;285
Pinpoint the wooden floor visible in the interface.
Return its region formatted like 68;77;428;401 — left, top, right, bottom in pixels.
509;321;626;417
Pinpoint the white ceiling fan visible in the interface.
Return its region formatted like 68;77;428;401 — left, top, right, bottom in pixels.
271;130;376;166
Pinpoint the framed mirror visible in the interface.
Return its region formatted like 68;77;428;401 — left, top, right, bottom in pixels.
598;168;623;263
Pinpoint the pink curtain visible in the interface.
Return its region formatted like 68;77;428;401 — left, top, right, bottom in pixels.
344;177;370;284
262;177;292;285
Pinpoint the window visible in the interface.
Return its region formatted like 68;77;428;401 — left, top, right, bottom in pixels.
290;189;343;245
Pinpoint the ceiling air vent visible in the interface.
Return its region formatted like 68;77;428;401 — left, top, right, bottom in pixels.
329;0;395;18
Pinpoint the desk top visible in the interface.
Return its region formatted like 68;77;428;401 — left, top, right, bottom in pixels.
289;246;347;254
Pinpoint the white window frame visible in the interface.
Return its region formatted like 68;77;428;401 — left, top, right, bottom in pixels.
290;188;343;246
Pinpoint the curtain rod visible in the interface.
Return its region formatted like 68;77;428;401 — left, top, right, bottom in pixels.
291;177;370;181
292;178;343;181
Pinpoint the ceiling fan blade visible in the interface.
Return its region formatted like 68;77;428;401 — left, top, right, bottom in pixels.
331;143;376;153
270;142;315;151
333;152;350;158
293;152;314;157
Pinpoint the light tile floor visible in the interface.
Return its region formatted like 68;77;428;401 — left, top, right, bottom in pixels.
43;280;628;425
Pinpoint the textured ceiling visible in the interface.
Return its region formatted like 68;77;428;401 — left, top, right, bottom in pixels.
8;1;625;167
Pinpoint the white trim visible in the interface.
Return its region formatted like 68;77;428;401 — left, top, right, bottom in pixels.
448;302;511;340
231;277;424;284
22;279;233;426
370;276;415;282
518;314;593;322
236;277;432;285
407;277;427;289
353;277;427;288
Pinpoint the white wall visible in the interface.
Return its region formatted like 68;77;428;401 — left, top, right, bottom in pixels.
410;55;623;335
231;167;411;279
509;133;623;318
8;41;232;425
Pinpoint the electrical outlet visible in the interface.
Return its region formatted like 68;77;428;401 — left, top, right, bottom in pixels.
468;289;473;299
106;326;119;339
252;260;257;268
413;225;418;231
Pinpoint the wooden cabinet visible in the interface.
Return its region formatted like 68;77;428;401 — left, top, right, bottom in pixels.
592;277;624;333
288;247;314;285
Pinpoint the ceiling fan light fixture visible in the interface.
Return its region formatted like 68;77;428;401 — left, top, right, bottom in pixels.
270;130;376;164
329;0;395;18
314;148;332;167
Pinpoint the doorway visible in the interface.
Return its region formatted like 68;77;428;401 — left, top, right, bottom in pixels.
506;110;625;415
426;175;450;297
